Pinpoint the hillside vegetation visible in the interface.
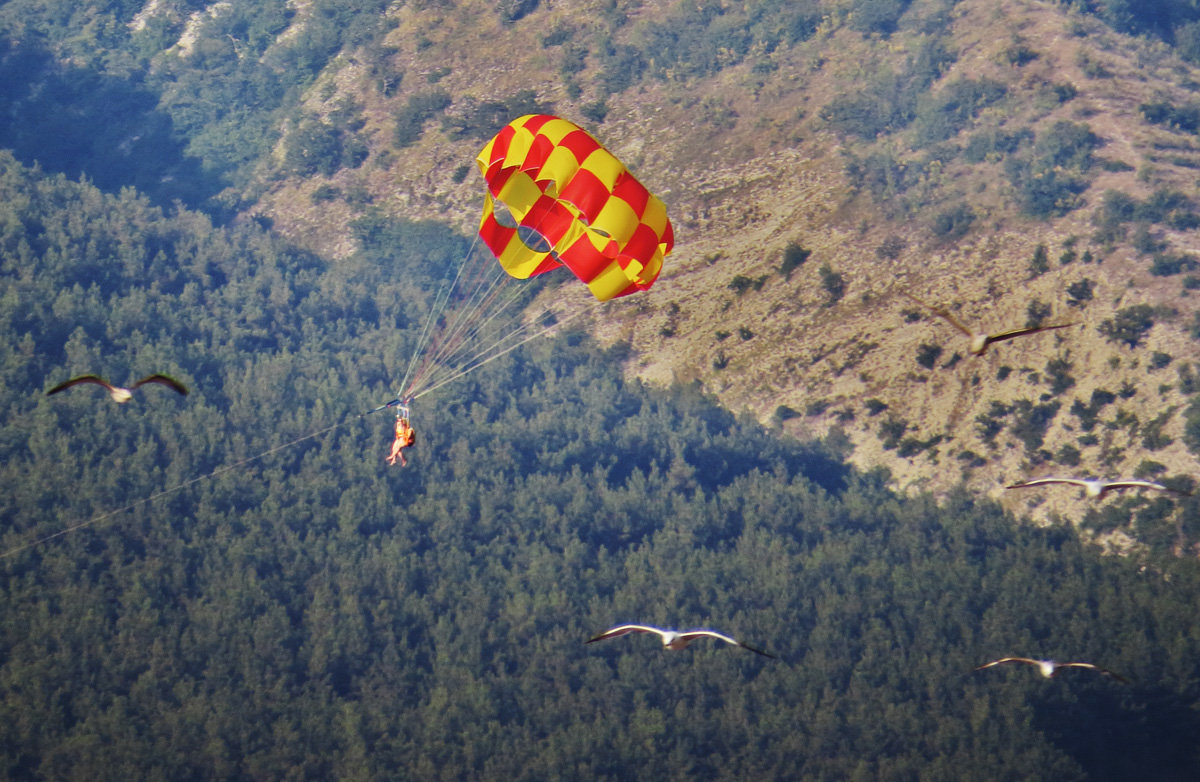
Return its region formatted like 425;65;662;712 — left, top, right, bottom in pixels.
3;1;1198;531
0;154;1198;779
2;0;1200;778
239;0;1200;532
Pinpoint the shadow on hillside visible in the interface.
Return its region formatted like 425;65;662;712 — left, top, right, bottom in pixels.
1035;684;1200;780
0;36;225;212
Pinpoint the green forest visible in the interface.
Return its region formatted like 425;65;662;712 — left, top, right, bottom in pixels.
2;141;1200;781
2;0;1200;780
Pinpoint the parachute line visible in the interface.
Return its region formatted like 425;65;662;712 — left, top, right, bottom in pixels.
0;414;377;561
399;190;570;400
411;298;605;400
397;232;483;398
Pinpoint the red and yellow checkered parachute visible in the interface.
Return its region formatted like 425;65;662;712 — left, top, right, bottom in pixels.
476;114;673;302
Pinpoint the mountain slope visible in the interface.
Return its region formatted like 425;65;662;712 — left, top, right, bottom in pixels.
242;0;1199;540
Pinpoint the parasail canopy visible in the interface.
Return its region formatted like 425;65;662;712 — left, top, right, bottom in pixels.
476;114;673;302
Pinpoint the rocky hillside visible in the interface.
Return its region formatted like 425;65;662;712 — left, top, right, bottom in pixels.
241;0;1200;537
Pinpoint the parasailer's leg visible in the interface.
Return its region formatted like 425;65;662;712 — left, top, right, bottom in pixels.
386;427;404;465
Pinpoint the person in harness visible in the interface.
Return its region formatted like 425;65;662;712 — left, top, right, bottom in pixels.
386;405;416;467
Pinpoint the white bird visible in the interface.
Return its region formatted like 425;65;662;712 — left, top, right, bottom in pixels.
1006;477;1189;499
46;374;189;404
902;292;1076;355
586;624;776;658
975;656;1129;684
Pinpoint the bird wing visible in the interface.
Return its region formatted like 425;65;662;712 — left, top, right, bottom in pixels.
984;322;1076;346
678;629;741;646
1103;480;1169;493
1058;662;1130;683
1006;478;1086;490
585;624;665;644
975;657;1039;671
736;641;778;659
678;630;777;658
46;375;111;396
902;292;974;337
133;374;189;395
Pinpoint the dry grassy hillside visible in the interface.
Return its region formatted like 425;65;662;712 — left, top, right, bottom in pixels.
250;0;1200;540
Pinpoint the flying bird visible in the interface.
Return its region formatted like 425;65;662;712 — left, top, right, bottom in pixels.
975;656;1129;683
1006;477;1189;499
586;624;776;659
46;374;189;404
902;292;1076;355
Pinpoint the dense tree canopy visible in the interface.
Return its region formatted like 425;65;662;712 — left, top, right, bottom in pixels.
0;154;1198;780
1;0;1200;778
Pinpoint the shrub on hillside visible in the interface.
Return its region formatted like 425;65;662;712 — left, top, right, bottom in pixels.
780;241;812;279
848;0;910;35
1028;243;1049;276
1141;100;1200;133
1009;399;1061;453
975;401;1012;445
1185;397;1200;456
394;91;452;147
1007;121;1099;218
819;264;846;305
930;203;975;239
963;127;1033;162
1026;299;1051;328
911;77;1007;145
916;343;943;370
1099;304;1156;347
879;415;909;449
875;235;906;260
1045;356;1075;395
1067;278;1095;306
